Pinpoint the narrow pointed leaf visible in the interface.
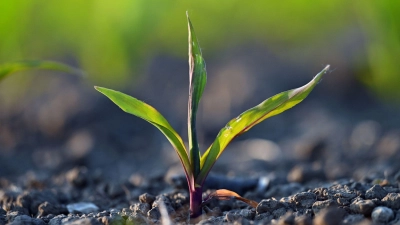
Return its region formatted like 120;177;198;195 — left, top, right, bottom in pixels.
95;86;192;181
187;12;207;178
203;189;258;208
197;65;330;184
0;60;84;82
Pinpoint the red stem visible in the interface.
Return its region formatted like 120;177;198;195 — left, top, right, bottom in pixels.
190;186;203;218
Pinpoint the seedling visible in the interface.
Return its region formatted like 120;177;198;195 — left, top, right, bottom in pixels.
95;12;329;218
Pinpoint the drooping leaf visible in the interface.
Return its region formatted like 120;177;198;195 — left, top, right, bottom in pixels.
95;86;192;181
202;189;258;208
187;12;207;178
0;60;84;82
197;65;330;184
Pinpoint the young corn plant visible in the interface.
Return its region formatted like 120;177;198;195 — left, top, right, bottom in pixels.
95;13;330;218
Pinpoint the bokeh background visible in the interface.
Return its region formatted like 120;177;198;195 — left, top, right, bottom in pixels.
1;1;399;183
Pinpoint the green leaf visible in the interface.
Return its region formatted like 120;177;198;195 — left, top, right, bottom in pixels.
0;60;84;82
196;65;330;185
187;12;207;178
94;86;192;183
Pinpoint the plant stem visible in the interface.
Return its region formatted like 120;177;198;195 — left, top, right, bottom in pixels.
189;186;203;218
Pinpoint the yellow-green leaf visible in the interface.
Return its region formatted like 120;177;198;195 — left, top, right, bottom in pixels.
196;65;330;185
94;86;192;181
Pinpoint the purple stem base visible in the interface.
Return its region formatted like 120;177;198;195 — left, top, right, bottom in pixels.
190;187;203;218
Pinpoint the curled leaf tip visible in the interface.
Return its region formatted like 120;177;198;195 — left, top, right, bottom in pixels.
202;189;258;208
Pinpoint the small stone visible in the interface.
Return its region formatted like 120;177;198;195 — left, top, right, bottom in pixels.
239;209;255;220
151;195;175;216
198;216;224;225
7;209;29;222
225;211;239;222
349;199;375;216
66;167;89;188
333;191;357;206
313;187;329;201
314;207;346;225
38;201;68;217
16;190;58;216
257;198;284;214
66;202;99;214
277;212;294;225
294;215;312;225
139;193;155;205
100;214;124;225
64;217;102;225
130;203;150;215
225;209;255;222
272;207;287;219
371;206;394;223
11;215;34;225
147;208;160;220
365;185;388;200
126;212;148;225
312;199;336;215
292;192;316;208
381;193;400;209
254;213;273;223
48;214;67;225
342;214;365;224
106;183;124;198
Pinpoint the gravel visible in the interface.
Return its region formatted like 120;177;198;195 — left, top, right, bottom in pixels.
1;171;400;224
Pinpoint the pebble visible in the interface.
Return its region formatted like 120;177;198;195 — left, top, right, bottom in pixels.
312;187;329;201
381;193;400;209
349;199;375;216
63;218;102;225
365;185;388;200
292;192;316;208
151;195;175;216
256;198;285;214
127;212;149;225
139;193;155;205
294;215;312;225
313;207;346;225
48;214;67;225
100;214;124;225
333;191;357;206
130;203;150;215
66;202;99;214
225;209;255;222
16;190;58;216
312;199;336;215
342;214;365;224
371;206;394;223
66;167;89;188
106;183;124;198
38;201;67;217
147;207;160;220
0;208;6;224
12;215;46;225
277;212;295;225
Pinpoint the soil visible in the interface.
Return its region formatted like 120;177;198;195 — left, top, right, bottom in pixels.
1;49;400;224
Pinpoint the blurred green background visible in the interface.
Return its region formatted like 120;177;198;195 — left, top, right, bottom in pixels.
0;0;399;105
1;0;400;182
